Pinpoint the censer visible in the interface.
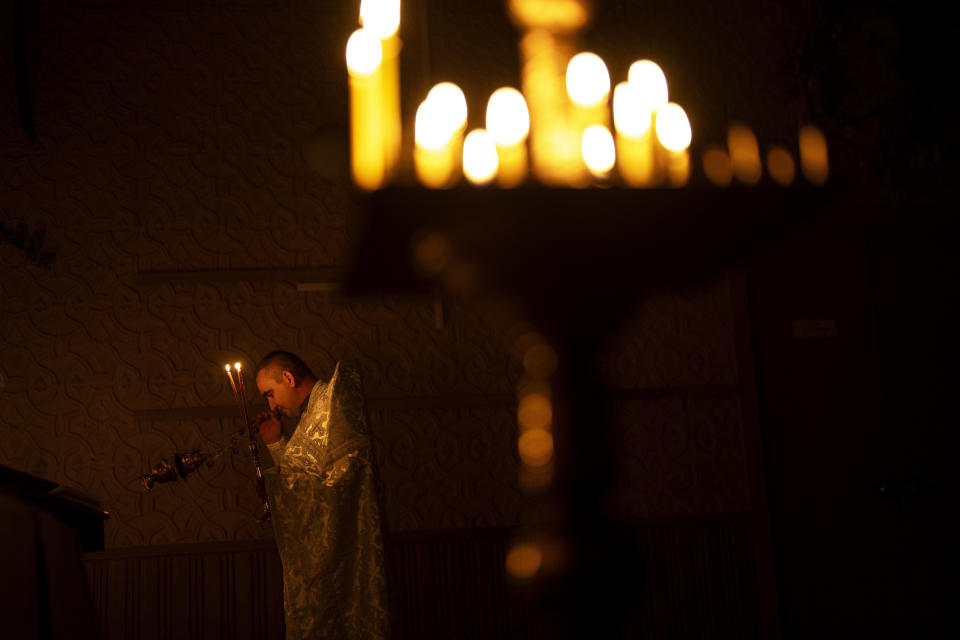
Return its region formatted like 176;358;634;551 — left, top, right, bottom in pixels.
140;362;272;523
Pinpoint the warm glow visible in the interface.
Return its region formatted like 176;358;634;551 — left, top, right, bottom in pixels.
627;60;668;111
523;343;558;378
462;129;499;185
655;103;691;152
799;124;829;185
507;0;591;32
414;100;450;150
512;330;545;360
518;29;587;185
359;0;401;39
702;146;733;186
766;146;796;186
566;52;610;107
486;88;530;146
345;28;382;76
426;82;468;135
666;149;690;187
506;542;543;580
581;125;615;176
518;392;552;431
728;124;762;185
412;232;452;276
234;362;242;370
613;82;651;138
519;428;554;467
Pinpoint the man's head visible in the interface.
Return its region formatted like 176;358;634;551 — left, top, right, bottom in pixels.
255;351;317;417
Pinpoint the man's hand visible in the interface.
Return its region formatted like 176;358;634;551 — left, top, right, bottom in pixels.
255;411;283;444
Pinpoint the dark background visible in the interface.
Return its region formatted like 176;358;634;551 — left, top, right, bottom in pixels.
2;0;955;637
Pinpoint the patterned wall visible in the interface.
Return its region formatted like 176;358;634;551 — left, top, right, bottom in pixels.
0;1;783;548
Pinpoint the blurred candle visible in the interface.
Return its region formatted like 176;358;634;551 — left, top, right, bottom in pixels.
766;145;796;186
628;60;668;107
463;129;499;185
627;60;669;185
613;81;655;186
655;102;692;187
346;28;384;190
727;124;762;185
518;30;585;186
581;124;615;178
486;87;530;187
702;145;734;186
799;124;828;185
427;82;468;138
566;52;610;130
414;100;454;188
509;0;592;186
414;83;467;188
360;0;402;176
507;0;592;32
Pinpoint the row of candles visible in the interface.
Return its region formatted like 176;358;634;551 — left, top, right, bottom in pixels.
345;1;827;190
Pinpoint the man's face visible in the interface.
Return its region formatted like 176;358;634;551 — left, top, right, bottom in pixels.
256;367;299;417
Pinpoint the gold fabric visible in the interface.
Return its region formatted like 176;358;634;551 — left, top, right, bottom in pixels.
265;361;390;639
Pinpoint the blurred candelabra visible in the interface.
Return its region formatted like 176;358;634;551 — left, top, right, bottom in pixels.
345;0;828;191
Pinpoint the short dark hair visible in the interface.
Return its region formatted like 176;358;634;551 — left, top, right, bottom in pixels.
256;350;315;384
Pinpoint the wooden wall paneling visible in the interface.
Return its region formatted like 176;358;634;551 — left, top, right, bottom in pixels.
84;518;759;640
85;540;285;640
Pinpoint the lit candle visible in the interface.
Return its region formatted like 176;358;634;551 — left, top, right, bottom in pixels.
566;52;610;130
702;145;734;186
486;87;530;187
359;0;402;176
346;28;385;190
518;31;585;186
655;102;692;187
225;364;241;405
798;124;828;185
566;52;611;183
462;129;499;186
507;0;592;31
581;124;615;179
509;0;591;186
234;362;251;427
613;81;655;187
414;83;467;188
727;124;762;185
627;60;669;185
766;145;796;186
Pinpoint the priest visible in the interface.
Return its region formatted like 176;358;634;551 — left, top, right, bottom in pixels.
255;351;390;639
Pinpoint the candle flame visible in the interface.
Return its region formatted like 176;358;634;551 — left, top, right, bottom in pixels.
506;542;543;580
346;28;383;77
628;60;669;112
486;87;530;146
566;52;610;107
462;129;499;185
234;362;242;370
225;364;231;371
655;103;691;152
581;125;616;177
426;82;468;135
359;0;401;40
798;124;828;185
613;81;651;138
728;124;762;185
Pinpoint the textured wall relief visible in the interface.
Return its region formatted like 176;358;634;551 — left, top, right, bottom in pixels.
2;2;762;547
